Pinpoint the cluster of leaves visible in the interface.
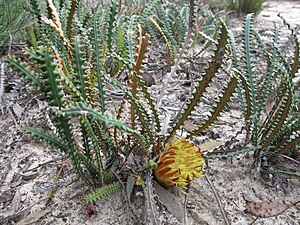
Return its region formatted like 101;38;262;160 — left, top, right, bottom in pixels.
227;0;264;15
140;0;190;52
138;0;221;63
5;0;237;208
208;14;300;172
0;0;31;45
237;14;300;160
206;0;264;16
7;0;145;190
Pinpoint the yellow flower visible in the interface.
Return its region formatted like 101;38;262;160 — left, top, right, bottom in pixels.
154;138;205;188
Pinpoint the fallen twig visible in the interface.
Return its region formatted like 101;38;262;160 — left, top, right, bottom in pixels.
44;160;67;206
205;174;230;225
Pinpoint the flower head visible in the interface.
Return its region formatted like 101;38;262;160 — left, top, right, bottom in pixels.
154;138;205;188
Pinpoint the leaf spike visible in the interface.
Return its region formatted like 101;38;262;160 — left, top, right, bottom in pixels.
168;19;229;139
83;181;123;205
43;0;71;52
187;74;238;138
149;17;174;62
273;136;300;157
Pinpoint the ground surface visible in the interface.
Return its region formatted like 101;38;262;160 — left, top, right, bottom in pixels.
0;1;300;225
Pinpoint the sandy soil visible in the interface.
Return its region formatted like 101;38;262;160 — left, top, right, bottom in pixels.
0;1;299;225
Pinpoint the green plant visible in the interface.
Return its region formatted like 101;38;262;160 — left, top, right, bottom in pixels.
140;0;220;63
227;0;264;15
0;0;31;45
202;14;299;180
207;14;299;163
141;0;189;51
6;0;142;191
226;14;300;174
5;1;238;218
261;169;300;179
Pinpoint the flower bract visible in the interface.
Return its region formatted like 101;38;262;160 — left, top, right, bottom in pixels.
154;138;205;188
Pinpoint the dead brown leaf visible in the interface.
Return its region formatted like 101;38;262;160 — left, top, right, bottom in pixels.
11;189;21;212
16;209;51;225
245;200;292;218
153;181;184;222
199;141;223;152
126;176;136;204
21;172;39;181
12;103;24;118
0;190;15;205
142;74;156;86
183;120;198;133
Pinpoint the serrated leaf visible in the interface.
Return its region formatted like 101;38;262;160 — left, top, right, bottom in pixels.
168;20;230;138
5;56;43;89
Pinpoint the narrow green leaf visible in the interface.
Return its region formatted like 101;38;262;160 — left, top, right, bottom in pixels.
5;56;43;89
169;20;229;138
